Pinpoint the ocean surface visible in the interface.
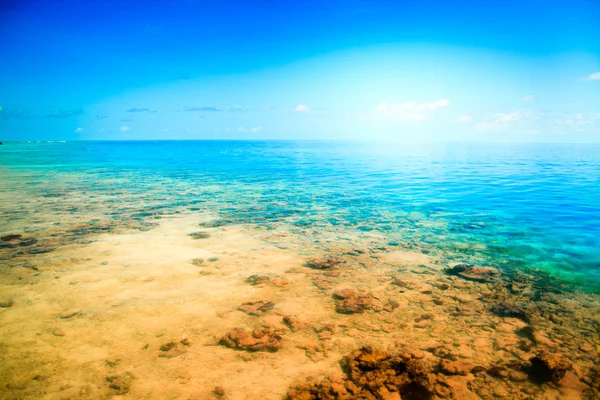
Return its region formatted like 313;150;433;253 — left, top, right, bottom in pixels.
2;140;599;292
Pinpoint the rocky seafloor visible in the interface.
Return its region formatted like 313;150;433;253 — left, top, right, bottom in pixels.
0;216;599;400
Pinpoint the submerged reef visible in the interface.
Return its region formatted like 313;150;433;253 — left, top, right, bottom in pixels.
219;327;285;352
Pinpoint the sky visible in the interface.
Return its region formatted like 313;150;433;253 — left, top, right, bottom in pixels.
0;0;599;142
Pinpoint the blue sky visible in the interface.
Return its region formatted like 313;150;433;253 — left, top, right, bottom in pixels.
1;0;599;141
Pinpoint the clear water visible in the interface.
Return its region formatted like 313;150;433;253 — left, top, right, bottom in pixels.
2;140;600;291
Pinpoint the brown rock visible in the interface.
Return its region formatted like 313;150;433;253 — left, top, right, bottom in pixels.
529;352;571;382
304;257;343;270
391;279;407;287
106;373;134;395
333;288;358;299
490;302;530;322
245;275;271;285
509;370;528;382
158;341;187;358
493;386;509;397
59;309;82;319
271;278;290;287
159;342;177;352
0;299;14;308
52;328;65;337
283;315;306;332
414;319;430;328
335;291;383;314
316;324;336;340
220;327;284;352
288;346;436;400
531;331;555;347
445;264;499;282
1;234;22;241
238;300;275;316
439;360;472;376
188;231;210;239
159;347;186;358
214;386;226;397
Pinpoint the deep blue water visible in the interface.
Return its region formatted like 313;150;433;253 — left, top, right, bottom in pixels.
2;140;600;291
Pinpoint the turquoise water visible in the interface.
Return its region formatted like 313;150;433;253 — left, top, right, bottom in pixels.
1;140;600;291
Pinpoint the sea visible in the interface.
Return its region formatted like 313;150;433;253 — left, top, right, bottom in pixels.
1;140;599;399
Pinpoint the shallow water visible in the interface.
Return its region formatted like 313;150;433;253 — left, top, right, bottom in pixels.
1;141;600;399
2;140;600;290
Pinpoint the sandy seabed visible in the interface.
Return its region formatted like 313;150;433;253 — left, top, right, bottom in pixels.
1;217;600;400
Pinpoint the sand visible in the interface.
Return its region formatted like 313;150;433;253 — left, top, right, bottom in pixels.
1;217;599;399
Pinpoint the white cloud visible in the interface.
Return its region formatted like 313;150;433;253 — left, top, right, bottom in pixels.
237;126;263;133
375;99;449;121
75;127;83;132
492;111;532;123
295;104;310;112
120;126;130;132
476;110;534;132
583;72;600;81
457;115;472;123
522;95;535;101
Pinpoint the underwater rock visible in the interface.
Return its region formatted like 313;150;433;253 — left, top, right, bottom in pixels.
445;264;499;282
214;386;227;397
219;327;284;352
439;360;473;376
0;234;22;241
433;281;451;290
238;300;275;316
158;340;188;358
190;258;204;266
288;346;436;400
159;347;186;358
531;331;555;347
490;302;530;322
245;275;271;285
52;328;65;337
188;231;210;240
0;234;37;250
198;219;230;228
59;309;82;319
0;299;14;308
106;373;134;395
283;315;307;332
271;277;290;287
391;279;408;288
333;288;358;299
529;352;571;382
383;300;400;312
334;290;383;314
304;257;344;270
159;342;177;352
301;341;331;362
509;370;528;382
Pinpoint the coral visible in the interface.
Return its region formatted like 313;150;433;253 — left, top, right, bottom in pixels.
288;347;436;400
220;327;284;352
529;352;571;382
